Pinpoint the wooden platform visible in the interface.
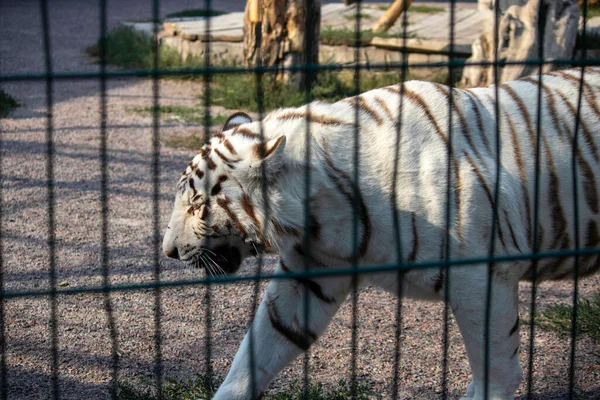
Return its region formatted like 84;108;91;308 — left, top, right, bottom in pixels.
131;2;600;65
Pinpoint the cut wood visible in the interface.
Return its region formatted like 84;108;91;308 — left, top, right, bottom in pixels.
373;0;414;33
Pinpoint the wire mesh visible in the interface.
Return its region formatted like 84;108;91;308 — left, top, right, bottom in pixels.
0;0;599;399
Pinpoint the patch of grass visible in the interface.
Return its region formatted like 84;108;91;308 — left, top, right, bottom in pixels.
0;89;19;118
89;25;447;114
202;66;449;112
269;379;371;400
409;5;445;13
580;0;600;18
205;69;306;112
117;375;216;400
85;25;200;71
131;105;228;125
116;375;371;400
204;67;428;112
537;290;600;341
343;12;373;20
166;8;226;19
320;26;413;46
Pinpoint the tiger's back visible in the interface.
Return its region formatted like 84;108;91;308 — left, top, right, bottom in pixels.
262;67;600;283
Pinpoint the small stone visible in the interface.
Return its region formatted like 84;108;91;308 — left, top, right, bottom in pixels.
59;281;69;287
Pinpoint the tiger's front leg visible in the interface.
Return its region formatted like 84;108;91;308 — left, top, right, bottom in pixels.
213;261;352;400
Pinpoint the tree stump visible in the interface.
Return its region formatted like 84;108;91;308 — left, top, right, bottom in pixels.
461;0;580;87
243;0;321;89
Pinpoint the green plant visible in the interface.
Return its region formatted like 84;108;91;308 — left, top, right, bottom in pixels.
166;8;227;19
0;89;19;118
580;0;600;18
117;374;217;400
204;70;307;112
343;12;373;20
537;290;600;341
409;5;445;13
85;25;201;71
269;379;371;400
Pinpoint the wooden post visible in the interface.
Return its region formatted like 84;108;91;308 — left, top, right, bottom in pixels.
243;0;321;89
373;0;413;33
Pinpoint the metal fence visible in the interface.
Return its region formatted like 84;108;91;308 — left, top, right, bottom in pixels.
0;0;599;399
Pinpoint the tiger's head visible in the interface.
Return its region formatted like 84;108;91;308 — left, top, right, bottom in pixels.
162;112;287;275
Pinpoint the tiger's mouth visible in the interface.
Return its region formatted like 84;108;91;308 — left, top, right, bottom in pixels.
211;245;242;275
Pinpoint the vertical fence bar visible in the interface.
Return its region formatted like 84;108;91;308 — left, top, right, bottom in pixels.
151;0;163;397
98;0;120;398
441;0;457;397
302;1;315;398
202;0;214;386
484;0;502;398
0;46;6;400
390;6;410;399
568;1;588;397
248;14;268;398
525;3;548;398
40;0;60;398
350;1;363;397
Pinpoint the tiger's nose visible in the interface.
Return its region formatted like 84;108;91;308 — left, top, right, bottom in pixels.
164;247;179;260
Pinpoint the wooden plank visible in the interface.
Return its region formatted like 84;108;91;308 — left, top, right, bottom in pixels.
404;11;451;35
371;37;472;56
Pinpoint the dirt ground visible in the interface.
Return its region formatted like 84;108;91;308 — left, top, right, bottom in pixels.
0;1;598;399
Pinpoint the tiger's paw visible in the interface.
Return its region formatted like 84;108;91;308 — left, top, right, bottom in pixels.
458;379;514;400
459;380;476;399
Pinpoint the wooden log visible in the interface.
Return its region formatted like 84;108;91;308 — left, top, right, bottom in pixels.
371;37;473;57
373;0;414;33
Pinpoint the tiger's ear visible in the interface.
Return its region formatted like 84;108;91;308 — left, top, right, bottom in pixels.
253;135;286;161
222;112;252;132
231;136;286;185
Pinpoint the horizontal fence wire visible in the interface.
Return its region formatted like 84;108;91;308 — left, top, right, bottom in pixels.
1;58;600;82
1;0;599;399
3;247;600;300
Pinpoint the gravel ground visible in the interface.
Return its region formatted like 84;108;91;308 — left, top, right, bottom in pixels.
1;1;599;399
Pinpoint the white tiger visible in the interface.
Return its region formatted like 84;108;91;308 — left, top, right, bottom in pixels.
163;67;600;400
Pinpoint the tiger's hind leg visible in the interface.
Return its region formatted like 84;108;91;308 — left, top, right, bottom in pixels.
450;266;522;400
